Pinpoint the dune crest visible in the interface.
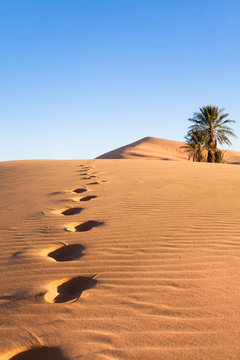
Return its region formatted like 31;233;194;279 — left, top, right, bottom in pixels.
97;136;240;163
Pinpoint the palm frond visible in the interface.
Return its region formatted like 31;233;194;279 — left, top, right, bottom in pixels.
186;105;237;151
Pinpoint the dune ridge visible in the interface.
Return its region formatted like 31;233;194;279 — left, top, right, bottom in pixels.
0;159;240;359
97;136;240;164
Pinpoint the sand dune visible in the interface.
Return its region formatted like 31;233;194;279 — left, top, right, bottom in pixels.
1;158;240;359
96;137;186;160
97;136;240;164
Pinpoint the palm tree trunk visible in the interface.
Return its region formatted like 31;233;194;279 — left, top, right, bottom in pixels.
207;150;215;163
207;134;215;163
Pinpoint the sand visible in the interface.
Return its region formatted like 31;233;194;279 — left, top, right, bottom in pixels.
97;136;240;164
0;156;240;360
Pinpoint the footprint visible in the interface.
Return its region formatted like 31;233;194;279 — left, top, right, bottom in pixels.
44;276;97;303
75;221;104;232
66;221;104;232
80;195;97;202
86;180;107;185
47;244;84;262
84;175;97;179
72;188;87;194
9;347;67;360
78;167;90;172
61;207;83;216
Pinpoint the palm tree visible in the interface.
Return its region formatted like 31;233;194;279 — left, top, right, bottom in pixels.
214;149;225;163
181;129;206;162
188;105;237;162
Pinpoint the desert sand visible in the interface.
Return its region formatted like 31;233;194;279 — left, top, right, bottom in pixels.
1;148;240;359
97;136;240;164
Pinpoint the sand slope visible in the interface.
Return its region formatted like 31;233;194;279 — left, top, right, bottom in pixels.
97;136;240;164
0;159;240;359
96;137;187;160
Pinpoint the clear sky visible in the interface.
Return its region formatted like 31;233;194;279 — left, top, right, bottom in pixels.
1;0;240;161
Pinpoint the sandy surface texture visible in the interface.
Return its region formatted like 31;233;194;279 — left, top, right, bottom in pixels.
0;159;240;360
97;137;240;164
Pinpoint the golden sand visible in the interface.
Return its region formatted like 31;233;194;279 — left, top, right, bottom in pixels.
0;154;240;359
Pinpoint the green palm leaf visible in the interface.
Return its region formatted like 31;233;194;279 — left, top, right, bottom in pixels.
186;105;237;162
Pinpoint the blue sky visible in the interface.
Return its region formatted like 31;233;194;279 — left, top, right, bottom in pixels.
1;0;240;160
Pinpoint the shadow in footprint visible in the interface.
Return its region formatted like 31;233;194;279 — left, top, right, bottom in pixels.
79;168;90;171
75;221;104;232
86;182;99;185
44;276;97;303
61;208;83;216
9;347;67;360
48;244;84;262
84;175;96;179
80;195;97;202
73;188;87;194
55;276;97;303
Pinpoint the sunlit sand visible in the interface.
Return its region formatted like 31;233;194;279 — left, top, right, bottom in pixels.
1;144;240;359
